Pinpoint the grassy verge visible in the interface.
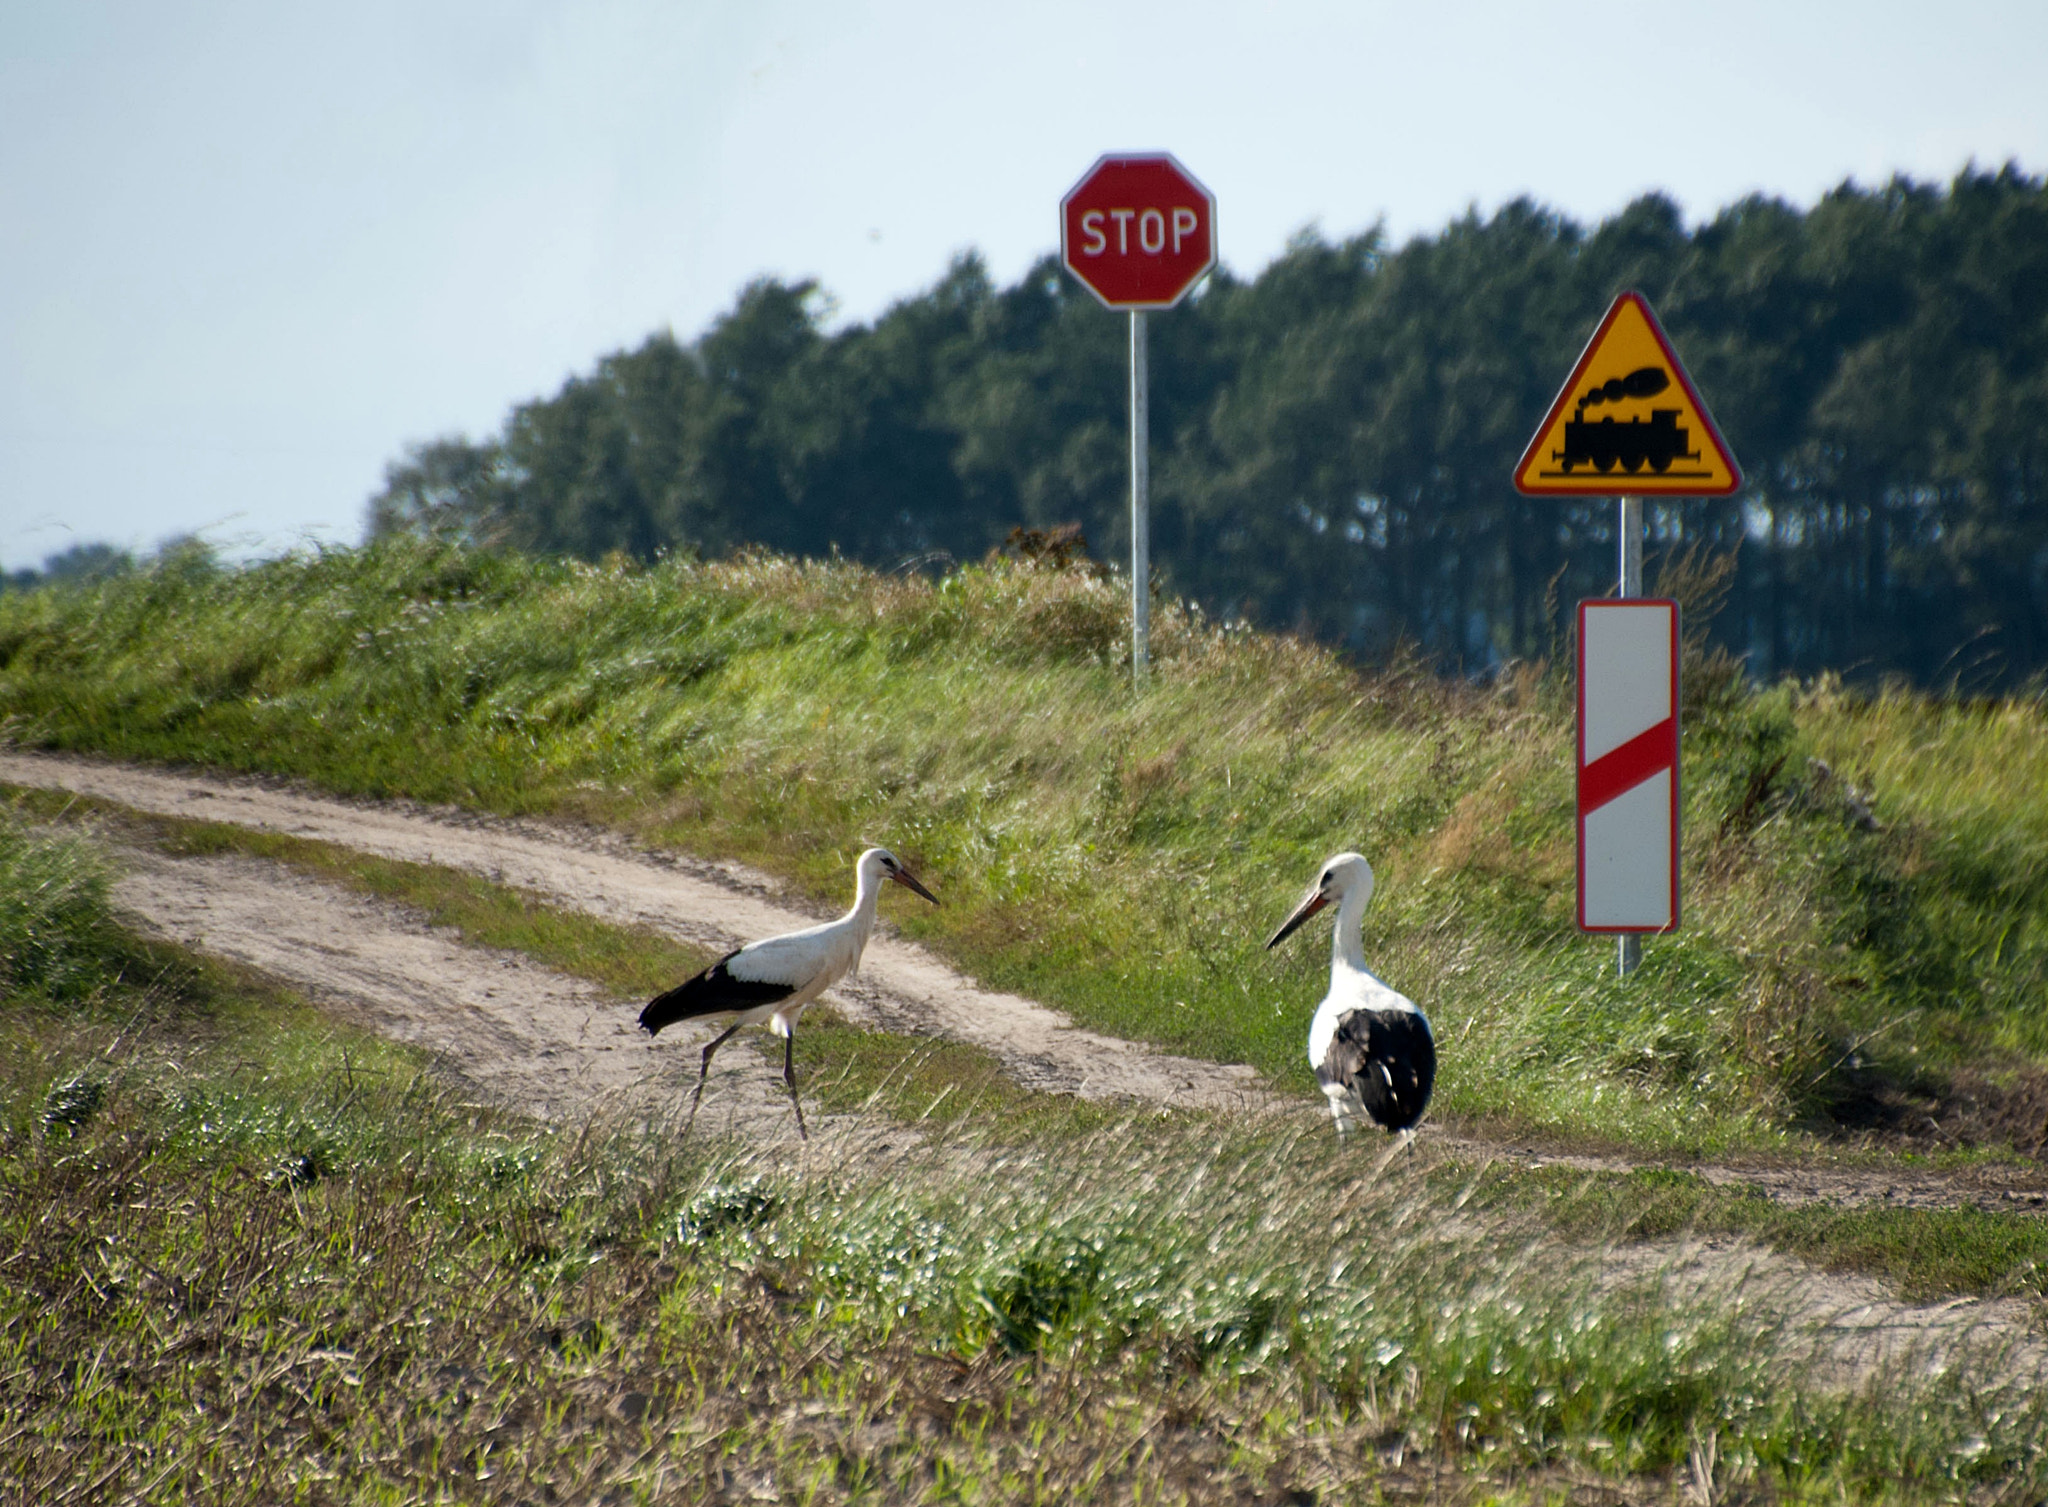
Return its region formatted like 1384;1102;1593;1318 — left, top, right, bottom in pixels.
7;1004;2043;1501
19;786;2048;1312
5;541;2044;1160
8;806;2048;1502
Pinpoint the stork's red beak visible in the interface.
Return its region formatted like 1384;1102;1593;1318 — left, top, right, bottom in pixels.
1266;889;1328;949
891;867;940;906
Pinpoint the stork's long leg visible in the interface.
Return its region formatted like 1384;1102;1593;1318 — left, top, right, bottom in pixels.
682;1022;744;1139
783;1030;809;1142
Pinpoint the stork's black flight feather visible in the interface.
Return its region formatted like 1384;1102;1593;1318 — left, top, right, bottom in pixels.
639;950;796;1036
1317;1006;1435;1132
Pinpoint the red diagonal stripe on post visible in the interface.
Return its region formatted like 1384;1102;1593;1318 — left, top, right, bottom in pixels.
1580;717;1677;814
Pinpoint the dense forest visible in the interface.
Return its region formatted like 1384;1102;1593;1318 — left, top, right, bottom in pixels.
368;166;2048;687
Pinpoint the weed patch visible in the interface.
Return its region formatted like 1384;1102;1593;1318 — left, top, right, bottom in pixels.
5;807;2047;1502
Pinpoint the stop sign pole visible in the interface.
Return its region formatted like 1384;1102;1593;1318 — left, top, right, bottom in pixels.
1130;308;1151;680
1060;154;1216;685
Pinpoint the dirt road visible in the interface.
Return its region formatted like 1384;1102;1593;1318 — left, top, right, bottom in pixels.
1;750;1266;1119
107;842;920;1146
8;749;2048;1214
6;748;2046;1381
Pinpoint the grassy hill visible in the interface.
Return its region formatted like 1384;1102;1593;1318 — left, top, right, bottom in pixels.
5;538;2048;1158
10;541;2048;1501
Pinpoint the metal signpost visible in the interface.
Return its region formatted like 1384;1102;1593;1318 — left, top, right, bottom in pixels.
1514;291;1741;976
1060;153;1216;685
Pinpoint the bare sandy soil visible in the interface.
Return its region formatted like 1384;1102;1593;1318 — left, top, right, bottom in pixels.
9;748;2044;1212
1;750;1265;1113
107;843;931;1153
5;749;2047;1384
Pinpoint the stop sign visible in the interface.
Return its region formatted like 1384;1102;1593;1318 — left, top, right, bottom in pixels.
1060;153;1216;310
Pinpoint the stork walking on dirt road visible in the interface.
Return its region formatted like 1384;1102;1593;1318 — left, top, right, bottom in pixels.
641;847;939;1139
1267;853;1435;1138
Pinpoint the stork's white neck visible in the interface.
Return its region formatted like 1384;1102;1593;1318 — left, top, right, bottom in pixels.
846;862;890;932
847;862;880;917
824;860;886;980
1328;879;1378;992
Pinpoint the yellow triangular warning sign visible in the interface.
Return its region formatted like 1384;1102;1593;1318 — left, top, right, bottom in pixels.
1514;291;1741;496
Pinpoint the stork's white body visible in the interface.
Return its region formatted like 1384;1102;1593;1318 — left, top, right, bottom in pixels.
641;847;938;1138
718;871;886;1037
1305;931;1432;1138
1270;853;1435;1137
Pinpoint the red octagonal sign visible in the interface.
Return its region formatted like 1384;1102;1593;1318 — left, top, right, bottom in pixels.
1060;153;1216;310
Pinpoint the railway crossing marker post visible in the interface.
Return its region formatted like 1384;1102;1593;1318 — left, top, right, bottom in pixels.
1060;154;1216;686
1514;291;1741;978
1578;595;1679;971
1617;495;1643;975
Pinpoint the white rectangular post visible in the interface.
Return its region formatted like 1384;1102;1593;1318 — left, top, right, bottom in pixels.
1129;309;1150;686
1617;494;1642;978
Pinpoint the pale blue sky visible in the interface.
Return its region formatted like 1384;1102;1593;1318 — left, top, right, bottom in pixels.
4;0;2044;570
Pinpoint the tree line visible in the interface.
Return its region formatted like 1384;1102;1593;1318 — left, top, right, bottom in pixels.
370;165;2048;688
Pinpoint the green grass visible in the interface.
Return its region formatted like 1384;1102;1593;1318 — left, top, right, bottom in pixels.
19;785;2048;1313
5;538;2048;1163
8;802;2048;1503
0;795;148;1012
9;1030;2044;1505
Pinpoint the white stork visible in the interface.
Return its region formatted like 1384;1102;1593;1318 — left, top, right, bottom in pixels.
640;847;938;1139
1267;853;1435;1137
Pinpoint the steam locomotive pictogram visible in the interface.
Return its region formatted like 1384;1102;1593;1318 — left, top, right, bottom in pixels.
1552;365;1700;474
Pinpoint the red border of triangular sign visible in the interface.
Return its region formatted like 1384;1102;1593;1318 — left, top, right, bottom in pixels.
1513;291;1742;497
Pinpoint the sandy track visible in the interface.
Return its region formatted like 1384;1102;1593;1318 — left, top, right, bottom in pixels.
10;749;2048;1212
108;844;905;1149
1;750;1267;1114
7;749;2046;1383
113;845;652;1120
